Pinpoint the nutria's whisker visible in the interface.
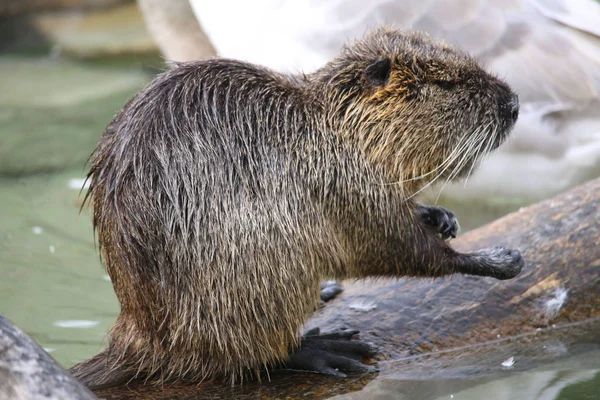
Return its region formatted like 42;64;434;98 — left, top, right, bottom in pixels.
402;130;475;202
460;140;487;190
463;129;498;187
434;123;490;204
466;123;499;186
461;123;495;188
398;131;473;184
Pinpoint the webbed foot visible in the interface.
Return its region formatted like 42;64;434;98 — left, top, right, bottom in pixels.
284;328;378;377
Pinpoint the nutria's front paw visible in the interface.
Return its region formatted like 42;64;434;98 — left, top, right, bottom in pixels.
284;328;378;377
417;205;460;240
474;246;524;280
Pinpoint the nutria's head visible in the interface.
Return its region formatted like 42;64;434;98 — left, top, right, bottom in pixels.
312;28;519;191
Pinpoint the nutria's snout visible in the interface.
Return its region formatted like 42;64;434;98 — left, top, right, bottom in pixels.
509;93;520;124
479;88;518;153
489;89;519;150
499;91;520;128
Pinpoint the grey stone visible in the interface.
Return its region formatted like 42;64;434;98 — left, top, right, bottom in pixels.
0;314;97;400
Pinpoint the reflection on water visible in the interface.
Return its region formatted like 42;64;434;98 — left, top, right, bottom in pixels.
333;363;600;400
0;54;598;400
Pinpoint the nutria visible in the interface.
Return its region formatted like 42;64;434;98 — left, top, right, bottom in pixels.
70;28;523;388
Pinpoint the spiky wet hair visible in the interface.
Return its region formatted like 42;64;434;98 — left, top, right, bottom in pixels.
71;28;517;388
313;28;517;195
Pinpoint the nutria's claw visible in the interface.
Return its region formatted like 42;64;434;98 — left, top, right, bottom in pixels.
283;328;379;377
417;205;460;240
320;280;344;303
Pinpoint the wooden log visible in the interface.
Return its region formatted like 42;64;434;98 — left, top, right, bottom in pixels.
3;178;599;399
93;177;600;399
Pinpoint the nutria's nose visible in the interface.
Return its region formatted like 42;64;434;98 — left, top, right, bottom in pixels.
510;94;519;123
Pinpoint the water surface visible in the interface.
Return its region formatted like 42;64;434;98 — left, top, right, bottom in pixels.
0;53;598;399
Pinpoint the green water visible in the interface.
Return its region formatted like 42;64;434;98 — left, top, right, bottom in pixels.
336;365;600;400
0;54;598;399
0;54;151;367
0;170;119;366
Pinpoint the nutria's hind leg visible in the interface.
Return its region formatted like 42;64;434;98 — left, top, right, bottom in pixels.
281;328;378;377
416;204;460;240
320;280;344;303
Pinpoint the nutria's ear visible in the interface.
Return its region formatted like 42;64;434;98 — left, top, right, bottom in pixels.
365;56;392;86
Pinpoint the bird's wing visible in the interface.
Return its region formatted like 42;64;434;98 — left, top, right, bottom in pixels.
190;0;600;105
531;0;600;36
404;0;600;106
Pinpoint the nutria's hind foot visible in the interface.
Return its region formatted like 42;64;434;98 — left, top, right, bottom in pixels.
417;204;460;240
320;281;344;303
283;328;378;377
460;246;524;280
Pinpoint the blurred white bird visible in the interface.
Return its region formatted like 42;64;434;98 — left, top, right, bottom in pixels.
139;0;600;205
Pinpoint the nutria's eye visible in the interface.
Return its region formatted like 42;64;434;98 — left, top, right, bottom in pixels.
365;56;392;86
433;80;456;90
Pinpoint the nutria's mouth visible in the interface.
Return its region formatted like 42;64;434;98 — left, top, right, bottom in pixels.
495;93;520;147
508;94;520;123
470;91;520;158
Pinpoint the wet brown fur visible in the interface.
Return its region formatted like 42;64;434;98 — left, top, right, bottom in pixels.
70;28;519;388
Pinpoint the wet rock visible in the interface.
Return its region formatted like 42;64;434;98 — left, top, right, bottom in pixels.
0;313;97;400
0;2;156;58
138;0;216;62
0;0;131;17
30;3;156;58
0;56;153;175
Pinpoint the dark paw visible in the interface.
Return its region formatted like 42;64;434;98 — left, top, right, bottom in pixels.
417;205;460;240
320;281;344;303
476;246;524;280
284;328;378;377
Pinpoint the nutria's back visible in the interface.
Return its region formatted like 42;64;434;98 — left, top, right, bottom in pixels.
71;28;520;388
